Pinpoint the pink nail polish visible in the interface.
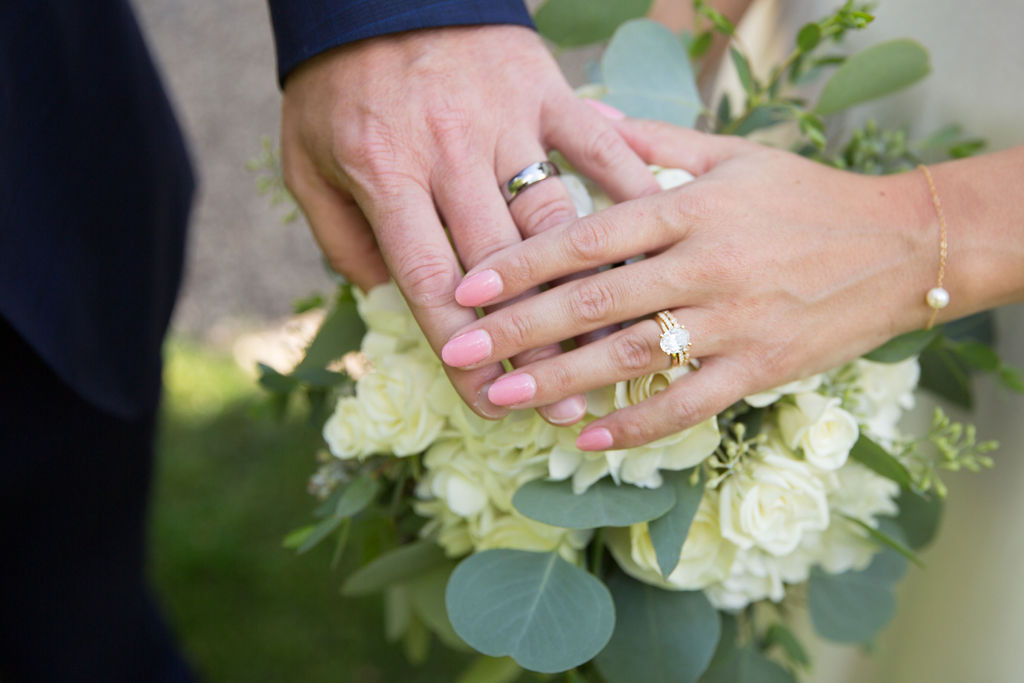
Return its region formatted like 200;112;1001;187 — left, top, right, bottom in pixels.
542;395;587;425
583;98;626;121
456;269;503;307
576;427;614;451
487;373;537;406
441;329;492;367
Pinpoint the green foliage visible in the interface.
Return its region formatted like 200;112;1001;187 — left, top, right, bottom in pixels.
648;468;704;577
342;540;448;596
893;488;943;550
512;477;676;528
864;329;938;363
535;0;653;48
600;20;703;127
594;573;720;683
762;623;810;670
248;136;299;224
808;547;907;643
445;550;615;673
700;616;795;683
457;656;525;683
850;435;913;489
815;39;930;116
844;516;924;568
902;408;997;498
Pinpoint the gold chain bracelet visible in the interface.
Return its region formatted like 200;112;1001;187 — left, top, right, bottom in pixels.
918;164;949;330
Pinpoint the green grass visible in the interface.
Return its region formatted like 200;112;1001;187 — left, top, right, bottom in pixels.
150;340;473;682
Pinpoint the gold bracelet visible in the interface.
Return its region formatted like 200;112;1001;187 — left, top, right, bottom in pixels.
918;164;949;330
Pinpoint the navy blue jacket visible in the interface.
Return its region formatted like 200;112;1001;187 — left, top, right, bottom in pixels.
0;0;530;418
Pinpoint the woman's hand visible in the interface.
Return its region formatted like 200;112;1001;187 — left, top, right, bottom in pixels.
439;119;939;451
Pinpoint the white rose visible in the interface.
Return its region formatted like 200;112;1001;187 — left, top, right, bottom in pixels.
355;282;435;360
744;374;824;408
777;392;859;470
607;493;736;591
614;365;688;410
322;396;379;459
718;441;830;556
356;355;448;455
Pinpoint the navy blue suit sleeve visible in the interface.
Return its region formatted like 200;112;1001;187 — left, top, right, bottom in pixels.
268;0;534;86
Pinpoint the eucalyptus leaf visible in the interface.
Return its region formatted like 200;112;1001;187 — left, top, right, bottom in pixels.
919;342;973;408
816;39;930;116
850;435;912;489
649;469;704;577
292;287;365;375
446;550;615;673
342;541;448;596
894;489;942;550
513;478;676;529
535;0;653;48
595;573;720;683
863;328;937;363
689;31;714;60
808;548;906;643
601;20;703;127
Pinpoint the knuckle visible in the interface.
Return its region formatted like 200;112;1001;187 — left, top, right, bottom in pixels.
392;248;458;310
569;279;616;324
581;124;628;169
496;308;536;349
425;104;474;147
610;330;654;374
665;391;704;429
565;216;609;263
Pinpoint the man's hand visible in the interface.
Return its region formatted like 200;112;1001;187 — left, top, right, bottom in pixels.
280;24;659;422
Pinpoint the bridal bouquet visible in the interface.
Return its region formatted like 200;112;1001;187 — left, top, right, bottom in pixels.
256;1;1021;680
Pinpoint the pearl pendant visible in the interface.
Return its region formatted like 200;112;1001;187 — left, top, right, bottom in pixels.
926;287;950;309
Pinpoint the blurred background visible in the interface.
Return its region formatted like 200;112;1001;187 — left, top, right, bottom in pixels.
136;0;1024;680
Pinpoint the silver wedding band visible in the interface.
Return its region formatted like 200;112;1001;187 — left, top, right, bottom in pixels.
501;160;560;204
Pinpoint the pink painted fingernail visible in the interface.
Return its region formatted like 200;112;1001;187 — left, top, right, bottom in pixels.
541;395;587;425
583;98;626;120
487;373;537;406
441;330;492;367
576;427;614;451
456;269;503;307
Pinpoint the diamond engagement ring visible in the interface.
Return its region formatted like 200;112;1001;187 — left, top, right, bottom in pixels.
501;161;560;204
654;310;691;367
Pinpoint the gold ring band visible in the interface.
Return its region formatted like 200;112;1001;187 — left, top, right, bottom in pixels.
654;310;691;367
